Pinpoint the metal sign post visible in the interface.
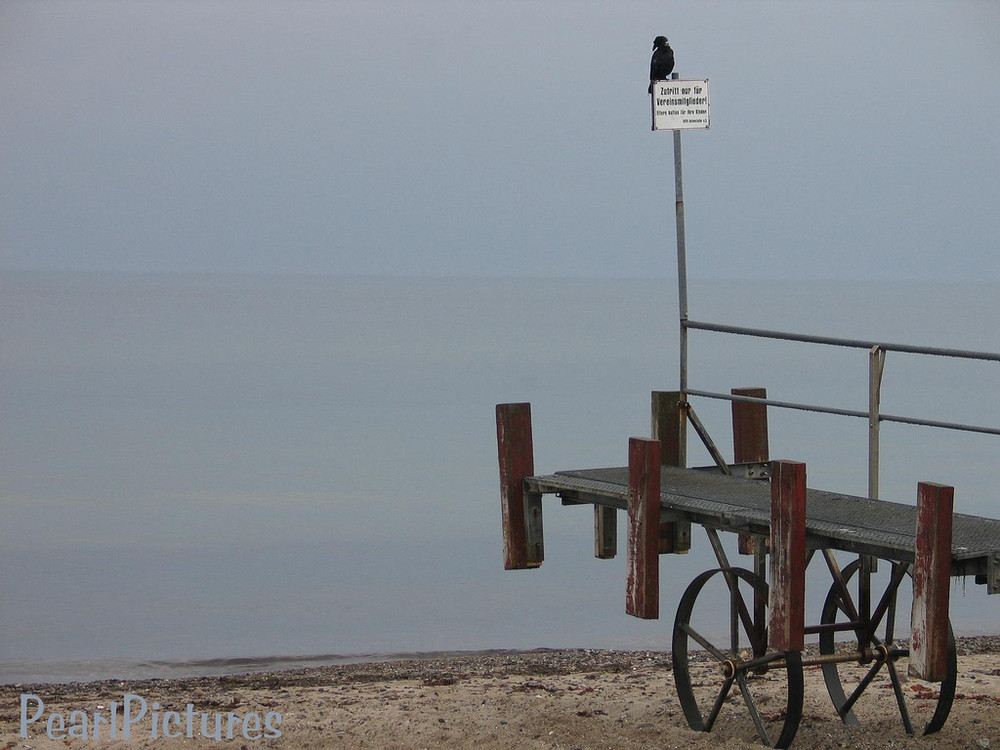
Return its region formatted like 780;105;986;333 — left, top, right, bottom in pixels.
674;116;689;400
652;72;710;466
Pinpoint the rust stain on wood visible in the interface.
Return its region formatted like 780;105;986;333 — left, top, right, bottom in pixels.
769;460;806;651
496;403;541;570
910;481;954;681
626;437;661;619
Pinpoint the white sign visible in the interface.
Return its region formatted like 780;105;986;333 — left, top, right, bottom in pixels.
651;79;710;131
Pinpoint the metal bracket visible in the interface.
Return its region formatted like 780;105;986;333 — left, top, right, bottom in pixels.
742;461;771;480
988;548;1000;595
692;461;771;480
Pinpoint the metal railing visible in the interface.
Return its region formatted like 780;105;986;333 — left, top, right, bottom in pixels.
667;122;998;500
681;318;1000;499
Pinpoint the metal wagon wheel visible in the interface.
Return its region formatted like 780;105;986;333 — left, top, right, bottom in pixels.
673;567;804;749
818;557;957;735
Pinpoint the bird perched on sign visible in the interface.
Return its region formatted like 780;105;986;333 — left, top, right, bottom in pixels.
648;36;675;94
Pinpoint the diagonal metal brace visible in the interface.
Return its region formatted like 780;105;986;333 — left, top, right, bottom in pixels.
684;401;730;475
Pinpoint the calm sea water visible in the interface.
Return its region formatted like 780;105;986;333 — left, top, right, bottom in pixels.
2;272;998;683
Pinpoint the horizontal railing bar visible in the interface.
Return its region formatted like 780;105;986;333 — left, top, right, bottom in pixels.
688;389;1000;437
879;412;1000;436
688;388;868;419
685;319;1000;362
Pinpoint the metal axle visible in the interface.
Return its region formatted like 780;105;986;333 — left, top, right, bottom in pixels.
722;644;893;678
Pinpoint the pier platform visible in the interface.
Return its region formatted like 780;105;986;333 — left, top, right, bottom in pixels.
528;465;1000;579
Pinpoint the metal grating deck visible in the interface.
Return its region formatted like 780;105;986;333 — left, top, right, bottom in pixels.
525;465;1000;577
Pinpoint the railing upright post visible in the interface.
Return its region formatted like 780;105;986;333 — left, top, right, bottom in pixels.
868;346;887;500
862;347;888;590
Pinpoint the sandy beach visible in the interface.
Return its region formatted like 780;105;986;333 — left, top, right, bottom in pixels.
3;637;998;749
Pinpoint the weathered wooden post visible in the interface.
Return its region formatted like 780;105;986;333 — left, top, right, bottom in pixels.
594;506;617;559
732;387;769;466
626;437;661;619
652;391;690;552
910;481;954;681
732;386;769;631
496;403;543;569
652;391;686;467
732;386;769;556
769;460;806;652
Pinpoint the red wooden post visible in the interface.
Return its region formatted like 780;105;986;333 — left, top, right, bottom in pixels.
769;460;806;652
496;403;542;570
651;391;685;468
732;387;769;465
733;387;769;633
732;387;769;555
651;391;689;553
626;437;661;619
910;482;954;681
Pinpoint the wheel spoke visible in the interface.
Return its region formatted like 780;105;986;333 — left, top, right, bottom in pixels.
870;562;908;642
736;671;770;747
885;595;898;644
730;573;739;653
679;621;731;662
721;568;760;653
840;651;885;717
823;550;860;622
743;650;787;672
705;678;735;731
885;658;915;735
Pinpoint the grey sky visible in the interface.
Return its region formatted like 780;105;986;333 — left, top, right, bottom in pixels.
2;1;998;279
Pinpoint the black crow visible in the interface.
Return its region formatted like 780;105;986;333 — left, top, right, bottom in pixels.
648;36;675;94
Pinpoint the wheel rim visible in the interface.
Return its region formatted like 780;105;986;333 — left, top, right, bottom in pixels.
672;567;804;749
818;558;957;735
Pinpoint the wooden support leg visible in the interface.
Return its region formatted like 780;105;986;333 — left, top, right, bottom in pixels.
769;460;806;652
594;506;617;559
732;387;769;556
496;403;542;569
910;482;954;681
626;437;661;619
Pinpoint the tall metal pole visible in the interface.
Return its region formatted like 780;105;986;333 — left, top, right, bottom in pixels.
671;72;689;468
672;72;689;398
